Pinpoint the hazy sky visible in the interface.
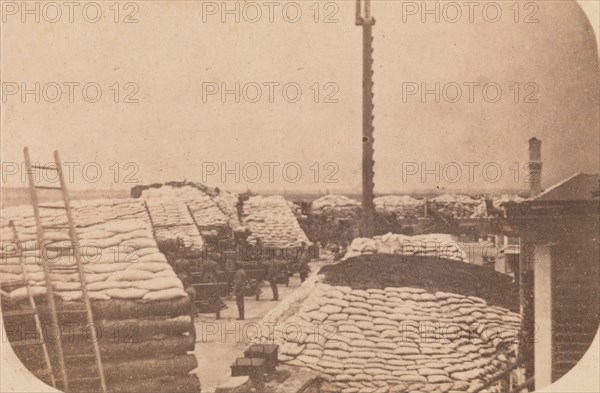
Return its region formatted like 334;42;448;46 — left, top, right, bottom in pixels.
1;0;598;193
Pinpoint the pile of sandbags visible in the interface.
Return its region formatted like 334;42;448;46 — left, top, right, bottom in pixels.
429;194;487;219
302;195;360;244
254;281;520;393
258;274;322;327
312;195;361;217
142;185;229;229
1;199;151;240
1;199;198;393
72;198;152;227
134;182;243;229
0;200;187;302
374;196;425;220
140;188;205;250
343;233;467;262
287;200;304;219
179;186;230;228
151;224;203;249
242;195;310;248
492;194;525;209
213;190;243;230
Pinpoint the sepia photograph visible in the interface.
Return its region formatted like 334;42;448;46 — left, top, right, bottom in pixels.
0;1;599;392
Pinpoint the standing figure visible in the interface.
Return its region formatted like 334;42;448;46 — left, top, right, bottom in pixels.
203;257;219;283
233;263;246;320
333;243;344;262
267;260;279;301
298;243;311;283
175;258;197;320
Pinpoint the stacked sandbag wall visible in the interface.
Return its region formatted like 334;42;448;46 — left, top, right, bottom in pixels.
374;196;426;235
212;190;243;231
1;215;187;303
343;233;468;263
429;195;488;220
143;186;229;229
0;199;200;392
3;297;200;393
141;185;236;244
308;195;361;244
134;181;243;245
241;195;310;249
140;190;205;251
492;194;525;209
251;278;520;393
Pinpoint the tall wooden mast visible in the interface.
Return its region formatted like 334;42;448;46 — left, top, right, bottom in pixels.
356;0;376;237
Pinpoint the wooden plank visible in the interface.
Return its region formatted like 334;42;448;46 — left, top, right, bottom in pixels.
108;374;201;393
67;354;197;383
35;297;193;320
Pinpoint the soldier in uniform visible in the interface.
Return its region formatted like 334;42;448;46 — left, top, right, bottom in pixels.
233;263;246;320
297;242;311;283
174;257;197;318
203;257;220;283
267;259;279;301
332;243;343;262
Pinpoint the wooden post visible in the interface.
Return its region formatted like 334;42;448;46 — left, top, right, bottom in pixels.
356;0;376;237
519;234;535;382
534;244;553;388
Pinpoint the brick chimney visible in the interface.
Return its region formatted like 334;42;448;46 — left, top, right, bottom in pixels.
528;137;542;197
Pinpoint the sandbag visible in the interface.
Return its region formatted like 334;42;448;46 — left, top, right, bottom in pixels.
135;247;160;257
117;237;157;251
51;273;83;286
0;273;23;281
87;280;132;291
56;291;82;301
0;265;26;274
77;229;114;240
85;263;130;274
126;262;169;274
139;253;167;263
8;286;46;300
44;231;70;242
88;291;110;300
116;229;154;241
153;269;176;278
53;281;83;291
135;277;183;291
20;240;40;251
102;221;148;234
109;269;155;282
80;237;122;250
83;251;125;264
142;288;187;301
86;273;111;283
42;255;76;266
22;251;53;261
2;257;28;265
105;288;149;299
24;272;45;282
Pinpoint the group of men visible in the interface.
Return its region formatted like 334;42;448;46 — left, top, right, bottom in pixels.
172;243;312;321
233;250;310;320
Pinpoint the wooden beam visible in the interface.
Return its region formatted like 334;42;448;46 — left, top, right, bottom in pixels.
534;244;553;388
66;354;198;382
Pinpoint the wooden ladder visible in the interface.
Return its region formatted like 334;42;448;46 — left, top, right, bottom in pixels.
23;147;107;393
1;221;57;387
